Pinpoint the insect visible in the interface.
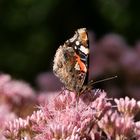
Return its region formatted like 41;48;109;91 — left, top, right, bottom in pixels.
53;28;117;94
53;28;89;93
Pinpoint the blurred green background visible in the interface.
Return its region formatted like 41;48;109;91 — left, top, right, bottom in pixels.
0;0;140;83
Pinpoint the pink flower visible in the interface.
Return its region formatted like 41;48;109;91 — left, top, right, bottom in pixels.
114;96;140;117
4;110;46;139
3;82;140;139
4;89;111;139
0;74;37;117
135;121;140;139
98;110;135;139
0;74;35;104
0;104;17;140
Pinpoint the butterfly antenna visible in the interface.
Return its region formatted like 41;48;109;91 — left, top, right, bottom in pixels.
88;76;118;86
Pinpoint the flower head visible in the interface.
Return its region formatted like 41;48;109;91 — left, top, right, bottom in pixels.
114;96;140;117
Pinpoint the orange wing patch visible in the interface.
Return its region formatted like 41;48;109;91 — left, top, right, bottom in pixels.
75;54;87;72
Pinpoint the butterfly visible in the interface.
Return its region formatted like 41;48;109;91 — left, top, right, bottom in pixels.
53;28;89;93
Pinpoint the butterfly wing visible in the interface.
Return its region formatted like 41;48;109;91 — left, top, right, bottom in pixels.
53;28;89;92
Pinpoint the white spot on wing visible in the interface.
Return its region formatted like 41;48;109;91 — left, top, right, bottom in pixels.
74;62;80;70
69;34;77;43
79;45;89;55
75;41;80;46
74;46;77;50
